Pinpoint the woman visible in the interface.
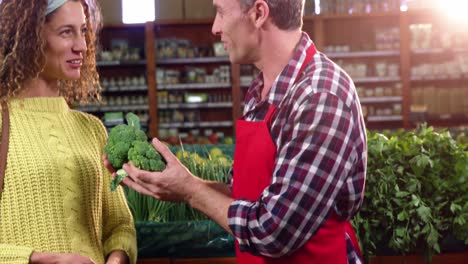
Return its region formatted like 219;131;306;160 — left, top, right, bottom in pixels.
0;0;137;263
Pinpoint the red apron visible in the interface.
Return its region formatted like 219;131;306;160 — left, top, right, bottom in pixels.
232;44;362;263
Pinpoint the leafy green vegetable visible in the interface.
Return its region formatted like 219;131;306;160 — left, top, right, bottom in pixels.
104;114;147;169
353;124;468;262
128;141;166;171
104;113;166;191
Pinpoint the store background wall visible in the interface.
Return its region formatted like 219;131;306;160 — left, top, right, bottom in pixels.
184;0;215;19
97;0;122;24
97;0;215;24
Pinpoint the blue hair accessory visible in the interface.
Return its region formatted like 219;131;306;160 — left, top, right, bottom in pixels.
46;0;68;15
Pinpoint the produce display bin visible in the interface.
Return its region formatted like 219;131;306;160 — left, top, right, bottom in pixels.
136;220;235;259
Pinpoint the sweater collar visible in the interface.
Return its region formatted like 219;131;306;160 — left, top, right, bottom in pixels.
10;97;69;113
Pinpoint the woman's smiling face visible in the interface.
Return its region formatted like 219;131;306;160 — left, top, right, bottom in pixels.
41;1;88;81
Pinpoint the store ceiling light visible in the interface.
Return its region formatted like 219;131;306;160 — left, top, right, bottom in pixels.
122;0;155;24
434;0;468;26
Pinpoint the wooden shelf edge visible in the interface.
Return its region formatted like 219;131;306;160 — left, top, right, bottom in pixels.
354;77;401;83
327;50;400;59
153;18;214;26
305;11;401;21
103;23;145;29
157;57;229;64
159;82;231;90
367;115;403;122
97;60;146;67
360;96;403;104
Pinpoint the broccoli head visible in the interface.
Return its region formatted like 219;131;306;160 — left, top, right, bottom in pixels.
104;112;166;191
128;141;166;171
104;114;147;169
104;140;131;169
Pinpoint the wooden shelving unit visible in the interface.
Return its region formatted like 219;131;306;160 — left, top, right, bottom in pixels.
88;9;467;138
143;19;242;138
308;9;467;129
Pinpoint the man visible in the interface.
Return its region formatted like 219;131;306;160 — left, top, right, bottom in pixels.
114;0;366;263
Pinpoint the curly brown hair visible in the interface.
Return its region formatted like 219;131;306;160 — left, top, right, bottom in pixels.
0;0;103;104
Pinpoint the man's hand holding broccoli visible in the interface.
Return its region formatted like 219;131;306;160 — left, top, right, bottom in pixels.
104;113;166;191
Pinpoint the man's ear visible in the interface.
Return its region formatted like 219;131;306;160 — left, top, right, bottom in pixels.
248;0;270;29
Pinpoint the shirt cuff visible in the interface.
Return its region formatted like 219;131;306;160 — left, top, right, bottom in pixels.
228;199;255;249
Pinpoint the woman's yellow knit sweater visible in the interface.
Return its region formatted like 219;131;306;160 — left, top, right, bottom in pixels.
0;97;137;264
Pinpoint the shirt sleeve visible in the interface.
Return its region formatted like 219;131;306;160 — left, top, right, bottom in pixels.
228;91;358;258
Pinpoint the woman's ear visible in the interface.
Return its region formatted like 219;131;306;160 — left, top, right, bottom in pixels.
249;0;270;29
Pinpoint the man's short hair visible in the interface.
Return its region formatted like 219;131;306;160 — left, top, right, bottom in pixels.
239;0;304;30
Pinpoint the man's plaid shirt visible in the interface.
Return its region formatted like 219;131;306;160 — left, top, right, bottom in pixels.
227;32;367;263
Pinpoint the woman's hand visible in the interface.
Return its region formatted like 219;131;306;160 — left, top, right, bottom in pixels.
30;252;95;264
106;250;129;264
103;154;116;174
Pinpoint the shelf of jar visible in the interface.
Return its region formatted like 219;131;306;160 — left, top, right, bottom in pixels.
159;121;233;129
103;85;148;92
76;104;149;113
97;60;147;67
426;113;468;121
158;83;231;90
410;76;468;82
241;74;402;88
410;113;468;127
326;50;400;59
157;57;230;65
353;76;401;84
367;115;403;122
238;93;403;106
153;18;214;26
360;96;402;104
304;11;401;21
104;119;148;127
240;82;252;88
411;48;468;55
159;102;233;109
